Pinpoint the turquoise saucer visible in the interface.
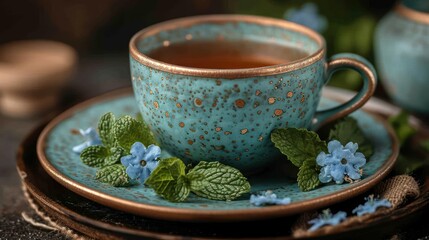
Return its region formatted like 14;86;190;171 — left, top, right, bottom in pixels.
37;89;398;222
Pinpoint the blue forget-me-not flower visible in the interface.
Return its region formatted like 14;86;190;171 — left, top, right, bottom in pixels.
121;142;160;184
316;140;366;184
72;128;102;154
308;209;347;232
352;195;392;216
284;2;327;33
250;190;291;206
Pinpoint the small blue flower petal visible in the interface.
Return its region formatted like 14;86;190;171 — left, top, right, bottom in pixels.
250;190;291;206
308;209;347;232
321;155;338;166
352;195;392;216
143;145;161;163
317;140;366;184
331;147;348;159
352;152;366;168
316;151;327;165
121;142;161;184
130;142;146;160
331;164;346;184
120;155;135;167
345;164;361;180
146;159;159;172
318;165;332;183
345;142;358;153
308;220;325;232
126;164;142;179
327;140;342;154
139;167;152;183
81;128;101;143
72;143;90;154
72;127;101;154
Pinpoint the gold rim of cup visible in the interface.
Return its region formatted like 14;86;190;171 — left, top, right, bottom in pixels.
129;14;326;79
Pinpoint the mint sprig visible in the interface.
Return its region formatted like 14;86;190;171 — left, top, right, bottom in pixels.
79;112;156;187
187;161;251;201
98;112;117;147
78;112;251;201
145;159;250;202
95;164;131;187
297;160;321;191
114;115;157;151
145;158;190;202
80;146;124;167
80;112;124;169
80;146;109;167
80;113;122;170
271;128;327;168
329;117;373;158
271;117;373;192
271;128;327;191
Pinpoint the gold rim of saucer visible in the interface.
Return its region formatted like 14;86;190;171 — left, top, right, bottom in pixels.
395;3;429;25
129;14;326;79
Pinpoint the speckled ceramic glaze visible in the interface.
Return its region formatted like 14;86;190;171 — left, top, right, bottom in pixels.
375;0;429;114
129;15;377;173
37;90;398;222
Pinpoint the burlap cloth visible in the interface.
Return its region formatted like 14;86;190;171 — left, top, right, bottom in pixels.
292;175;420;238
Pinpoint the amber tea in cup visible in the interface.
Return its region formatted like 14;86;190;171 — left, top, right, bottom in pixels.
147;40;309;69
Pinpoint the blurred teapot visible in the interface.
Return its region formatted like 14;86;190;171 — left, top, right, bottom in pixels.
374;0;429;114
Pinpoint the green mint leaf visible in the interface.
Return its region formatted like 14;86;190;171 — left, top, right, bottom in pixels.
388;111;416;146
95;164;131;187
98;112;117;147
136;117;158;146
271;128;327;167
80;146;124;167
186;161;250;201
114;115;157;151
104;147;126;166
145;158;190;202
329;117;374;158
297;160;320;191
80;146;109;167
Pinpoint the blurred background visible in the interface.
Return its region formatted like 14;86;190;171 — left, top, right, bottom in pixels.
0;0;397;107
0;0;395;54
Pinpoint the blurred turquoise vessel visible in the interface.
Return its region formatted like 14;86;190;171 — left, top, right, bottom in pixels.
375;0;429;114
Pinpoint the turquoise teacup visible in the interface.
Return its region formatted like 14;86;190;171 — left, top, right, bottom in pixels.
129;15;377;174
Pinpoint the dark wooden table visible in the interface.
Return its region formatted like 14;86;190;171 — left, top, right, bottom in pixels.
1;54;428;239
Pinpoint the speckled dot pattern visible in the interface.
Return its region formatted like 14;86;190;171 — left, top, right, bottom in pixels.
131;60;325;173
131;20;326;173
42;93;393;211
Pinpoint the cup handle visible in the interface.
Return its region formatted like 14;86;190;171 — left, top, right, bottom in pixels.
312;53;377;129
